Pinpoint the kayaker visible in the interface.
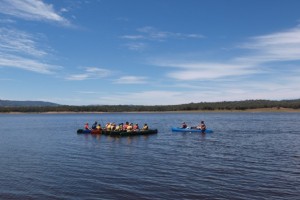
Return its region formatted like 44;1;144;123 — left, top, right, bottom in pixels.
181;122;187;128
197;121;206;133
84;123;89;130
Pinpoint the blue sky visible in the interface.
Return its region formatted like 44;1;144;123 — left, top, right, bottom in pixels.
0;0;300;105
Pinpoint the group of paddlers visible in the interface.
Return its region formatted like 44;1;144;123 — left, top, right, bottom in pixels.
84;121;149;132
181;121;207;133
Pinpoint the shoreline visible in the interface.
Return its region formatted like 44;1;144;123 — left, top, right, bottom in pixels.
1;107;300;114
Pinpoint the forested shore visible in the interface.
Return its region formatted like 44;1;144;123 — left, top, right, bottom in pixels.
0;99;300;113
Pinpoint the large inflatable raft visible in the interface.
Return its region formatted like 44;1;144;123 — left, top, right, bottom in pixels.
77;129;158;137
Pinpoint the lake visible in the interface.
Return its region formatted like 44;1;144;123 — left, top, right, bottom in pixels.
0;112;299;200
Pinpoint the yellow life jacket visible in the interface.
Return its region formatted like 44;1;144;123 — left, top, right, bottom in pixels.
127;125;133;132
115;125;120;131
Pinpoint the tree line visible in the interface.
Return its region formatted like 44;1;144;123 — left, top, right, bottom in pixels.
0;99;300;113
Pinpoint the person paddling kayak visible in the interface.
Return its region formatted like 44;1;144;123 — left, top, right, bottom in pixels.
197;121;206;133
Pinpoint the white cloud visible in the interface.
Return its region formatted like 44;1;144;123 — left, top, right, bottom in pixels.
121;26;204;50
66;67;111;81
124;42;147;51
85;67;110;75
114;76;147;84
121;26;204;42
136;26;204;40
120;35;144;40
72;82;300;105
152;24;300;82
57;69;300;105
65;74;89;81
0;18;16;24
0;28;47;57
0;0;70;26
236;27;300;63
154;61;259;81
76;91;98;94
0;54;61;74
0;78;14;81
0;28;61;74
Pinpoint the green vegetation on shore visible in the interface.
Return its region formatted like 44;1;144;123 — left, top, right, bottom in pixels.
0;99;300;113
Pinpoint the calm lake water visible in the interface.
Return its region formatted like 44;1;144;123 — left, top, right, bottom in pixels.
0;112;299;200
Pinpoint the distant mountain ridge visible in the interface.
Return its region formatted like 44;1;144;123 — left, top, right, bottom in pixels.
0;99;60;107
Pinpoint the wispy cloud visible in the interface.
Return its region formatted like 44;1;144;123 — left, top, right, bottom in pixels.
153;24;300;82
65;74;89;81
121;26;204;41
152;60;260;81
121;35;144;40
121;26;204;51
76;91;98;94
0;18;16;24
236;27;300;64
0;53;61;74
89;86;300;105
0;28;61;74
0;0;70;26
66;67;111;81
0;78;14;81
114;76;147;84
123;42;147;51
70;76;300;105
0;28;47;57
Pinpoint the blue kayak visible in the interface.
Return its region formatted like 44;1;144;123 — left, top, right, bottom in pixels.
171;127;213;133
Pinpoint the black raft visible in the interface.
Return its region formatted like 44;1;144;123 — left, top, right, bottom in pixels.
102;129;158;137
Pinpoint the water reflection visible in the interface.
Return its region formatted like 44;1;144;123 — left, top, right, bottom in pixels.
80;133;156;145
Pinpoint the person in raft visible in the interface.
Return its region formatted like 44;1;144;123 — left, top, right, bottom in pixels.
123;122;129;130
197;121;206;133
84;123;89;130
115;123;123;131
181;122;187;128
127;123;133;132
96;123;102;130
142;123;149;130
92;121;97;129
133;123;139;131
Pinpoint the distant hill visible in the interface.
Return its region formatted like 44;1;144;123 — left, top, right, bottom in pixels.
0;99;60;107
0;99;299;113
